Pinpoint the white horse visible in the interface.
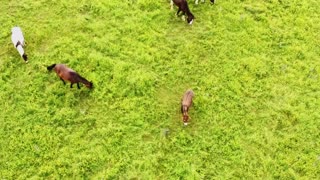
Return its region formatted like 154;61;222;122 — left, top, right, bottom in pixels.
11;27;28;63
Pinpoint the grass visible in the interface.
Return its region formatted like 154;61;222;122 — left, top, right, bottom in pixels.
0;0;320;178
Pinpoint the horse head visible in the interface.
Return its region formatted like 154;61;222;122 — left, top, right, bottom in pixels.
187;14;195;25
183;113;189;125
86;81;93;89
22;54;28;62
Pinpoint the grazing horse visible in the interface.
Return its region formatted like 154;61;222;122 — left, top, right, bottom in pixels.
47;64;93;89
11;27;28;63
170;0;195;25
195;0;215;4
181;89;194;125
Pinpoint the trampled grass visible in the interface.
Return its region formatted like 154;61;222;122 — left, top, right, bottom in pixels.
0;0;319;178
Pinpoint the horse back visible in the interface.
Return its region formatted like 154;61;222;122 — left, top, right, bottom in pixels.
54;64;75;81
182;90;194;107
173;0;188;9
11;27;24;45
173;0;182;6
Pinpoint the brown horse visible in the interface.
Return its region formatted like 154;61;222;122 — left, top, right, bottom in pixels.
170;0;195;25
47;64;93;89
181;89;194;125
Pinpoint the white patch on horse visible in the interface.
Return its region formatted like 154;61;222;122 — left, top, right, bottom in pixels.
11;26;27;62
181;15;186;21
16;45;24;57
170;0;174;10
11;27;25;47
195;0;205;4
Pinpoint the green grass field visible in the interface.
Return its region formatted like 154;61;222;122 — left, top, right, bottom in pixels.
1;0;320;178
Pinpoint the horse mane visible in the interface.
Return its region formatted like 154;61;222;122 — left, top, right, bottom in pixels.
16;41;22;48
184;1;193;17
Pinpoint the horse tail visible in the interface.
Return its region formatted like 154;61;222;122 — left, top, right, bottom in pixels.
47;64;56;71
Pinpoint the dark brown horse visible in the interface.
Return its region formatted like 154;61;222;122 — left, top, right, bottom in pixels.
170;0;195;25
47;64;93;89
181;89;194;125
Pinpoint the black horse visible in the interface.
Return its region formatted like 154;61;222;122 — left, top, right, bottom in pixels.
170;0;195;25
195;0;215;4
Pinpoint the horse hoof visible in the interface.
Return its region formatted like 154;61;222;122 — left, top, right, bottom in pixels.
25;61;28;64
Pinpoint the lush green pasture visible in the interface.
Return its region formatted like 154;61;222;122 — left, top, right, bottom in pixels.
1;0;319;178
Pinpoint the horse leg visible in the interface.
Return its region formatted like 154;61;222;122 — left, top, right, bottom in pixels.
170;0;174;10
70;83;73;88
181;12;186;21
77;83;80;89
176;9;181;16
60;78;66;85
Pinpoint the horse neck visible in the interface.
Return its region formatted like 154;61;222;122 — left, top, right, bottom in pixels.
184;3;193;17
76;74;90;85
182;105;188;113
183;111;189;120
186;10;193;18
